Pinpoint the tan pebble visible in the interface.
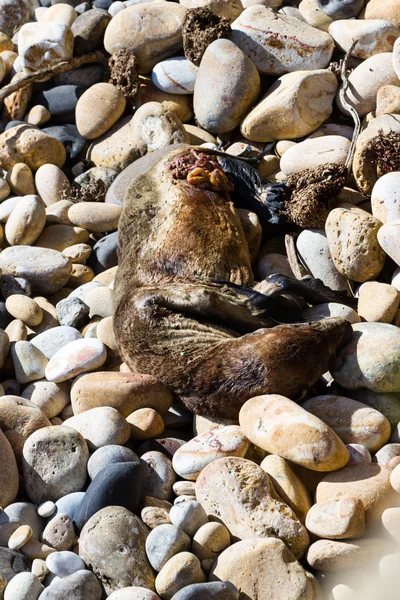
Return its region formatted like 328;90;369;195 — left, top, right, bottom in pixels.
0;328;10;368
257;154;280;179
41;512;75;551
317;463;400;526
196;456;309;559
31;558;49;582
275;140;297;157
0;177;10;201
70;371;172;415
50;417;63;425
45;200;73;224
183;124;217;146
5;319;27;342
96;316;117;351
239;394;349;472
0;125;66;171
60;404;73;420
390;462;400;492
358;282;400;323
192;522;230;561
62;243;91;264
6;163;35;196
155;552;206;599
5;194;46;246
376;84;400;116
63;406;130;450
30;296;59;335
299;0;333;31
21;538;56;560
27;105;51;126
141;506;171;529
35;224;89;251
365;0;400;27
6;295;43;326
280;135;350;176
325;204;385;282
0;428;19;507
305;497;365;540
76;83;126;140
0;395;51;438
8;524;32;550
382;506;400;543
4;428;24;467
0;50;17;77
306;538;388;571
85;286;113;318
127;408;165;440
173;481;196;496
40;3;77;26
137;77;192;123
210;538;313;600
193;414;238;435
260;454;312;523
237;208;261;262
35;164;71;207
302;394;391;452
66;264;94;289
93;265;118;285
68;202;122;233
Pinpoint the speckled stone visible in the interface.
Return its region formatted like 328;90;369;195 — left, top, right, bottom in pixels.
231;6;333;75
63;406;130;450
329;19;399;59
193;38;260;134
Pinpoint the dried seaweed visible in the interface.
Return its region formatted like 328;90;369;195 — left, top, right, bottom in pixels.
108;49;139;103
367;130;400;175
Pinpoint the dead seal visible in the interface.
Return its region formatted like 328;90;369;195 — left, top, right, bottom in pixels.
113;145;352;419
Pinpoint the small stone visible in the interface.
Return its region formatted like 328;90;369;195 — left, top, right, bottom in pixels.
141;451;177;501
12;341;48;384
317;462;400;526
35;164;72;207
5;195;46;246
376;84;400;116
22;425;88;503
55;491;86;520
0;177;10;201
84;286;113;318
307;538;388;571
169;501;208;538
329;19;399;60
74;461;144;531
231;6;333;74
315;0;363;18
365;0;400;27
145;524;191;572
31;326;82;360
142;506;171;529
298;0;333;31
172;426;249;481
71;8;111;55
280;135;350;176
192;522;230;561
45;338;107;383
38;501;56;517
6;163;35;196
332;322;400;393
173;481;196;497
0;429;19;507
306;496;365;540
241;69;337;142
240;394;349;471
346;443;372;465
3;572;43;600
63;406;130;450
302;303;361;324
194;39;260;134
155;552;205;600
41;513;75;551
31;558;49;582
0;124;65;171
135;80;192;123
62;243;91;264
296;228;348;291
75;83;126;140
371;171;400;223
358;282;400;323
127;408;165;440
79;506;155;595
210;538;313;600
0;246;71;294
46;551;85;577
1;276;31;300
18;22;74;72
68;202;121;233
46;200;74;225
104;2;186;73
87;444;139;479
325;205;385;283
337;53;400;117
40;3;77;26
152;57;198;95
8;524;32;550
6;295;43;326
36;224;89;251
56;297;89;329
38;570;102;600
107;588;161;600
27;105;52;127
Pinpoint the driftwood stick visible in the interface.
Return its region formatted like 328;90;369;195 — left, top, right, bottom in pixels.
0;51;106;103
339;39;361;171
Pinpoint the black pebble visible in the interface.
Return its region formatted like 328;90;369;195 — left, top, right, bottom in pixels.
73;461;144;531
42;124;87;162
31;85;85;125
87;231;119;275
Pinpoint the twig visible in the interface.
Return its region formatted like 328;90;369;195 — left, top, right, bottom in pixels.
339;39;361;171
0;51;106;103
285;233;310;280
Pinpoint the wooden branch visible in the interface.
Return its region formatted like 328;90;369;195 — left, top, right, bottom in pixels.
0;51;106;103
339;40;361;171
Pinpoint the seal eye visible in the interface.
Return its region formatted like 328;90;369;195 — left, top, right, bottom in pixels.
115;545;128;555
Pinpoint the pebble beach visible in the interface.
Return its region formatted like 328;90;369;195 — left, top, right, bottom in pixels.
2;0;400;598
